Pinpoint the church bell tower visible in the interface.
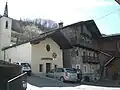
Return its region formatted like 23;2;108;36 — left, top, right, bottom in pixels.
0;2;12;60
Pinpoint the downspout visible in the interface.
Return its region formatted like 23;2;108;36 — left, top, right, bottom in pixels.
3;50;6;64
4;50;6;61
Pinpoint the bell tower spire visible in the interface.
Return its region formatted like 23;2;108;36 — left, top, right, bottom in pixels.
4;2;8;17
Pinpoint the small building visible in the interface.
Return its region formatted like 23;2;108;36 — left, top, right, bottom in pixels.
98;34;120;80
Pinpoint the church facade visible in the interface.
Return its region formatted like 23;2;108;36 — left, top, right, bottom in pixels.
0;2;64;74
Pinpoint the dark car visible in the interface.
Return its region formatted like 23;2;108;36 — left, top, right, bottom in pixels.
21;63;32;76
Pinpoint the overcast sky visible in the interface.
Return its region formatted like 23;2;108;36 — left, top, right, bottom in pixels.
0;0;120;34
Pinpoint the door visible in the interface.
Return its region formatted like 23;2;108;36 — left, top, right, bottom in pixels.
46;63;51;73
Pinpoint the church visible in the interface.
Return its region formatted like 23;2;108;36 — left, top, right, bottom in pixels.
0;2;65;74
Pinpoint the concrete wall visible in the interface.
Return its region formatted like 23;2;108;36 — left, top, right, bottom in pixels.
0;17;12;60
4;43;31;64
31;38;63;73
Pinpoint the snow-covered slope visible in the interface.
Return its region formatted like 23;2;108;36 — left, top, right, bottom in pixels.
27;83;120;90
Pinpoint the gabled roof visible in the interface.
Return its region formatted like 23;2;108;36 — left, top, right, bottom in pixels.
84;20;102;39
57;20;102;39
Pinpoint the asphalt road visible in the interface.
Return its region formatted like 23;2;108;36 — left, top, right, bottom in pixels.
27;75;80;87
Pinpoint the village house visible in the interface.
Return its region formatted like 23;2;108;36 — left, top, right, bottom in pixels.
57;20;102;80
97;34;120;80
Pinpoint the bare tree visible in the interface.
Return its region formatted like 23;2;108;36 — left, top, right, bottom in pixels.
13;18;58;43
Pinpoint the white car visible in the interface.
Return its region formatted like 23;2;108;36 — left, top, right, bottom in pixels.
13;62;32;76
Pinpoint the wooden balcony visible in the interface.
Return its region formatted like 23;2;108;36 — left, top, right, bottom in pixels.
82;56;100;64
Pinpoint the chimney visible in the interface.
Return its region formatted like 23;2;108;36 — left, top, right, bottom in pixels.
58;22;63;28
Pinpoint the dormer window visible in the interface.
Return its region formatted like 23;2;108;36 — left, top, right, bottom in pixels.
6;21;8;29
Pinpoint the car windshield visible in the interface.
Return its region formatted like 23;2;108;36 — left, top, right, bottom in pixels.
21;63;29;67
65;68;76;73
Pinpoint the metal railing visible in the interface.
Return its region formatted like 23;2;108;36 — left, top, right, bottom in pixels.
7;72;27;90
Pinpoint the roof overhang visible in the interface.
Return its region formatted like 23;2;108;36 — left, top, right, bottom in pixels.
2;29;72;51
31;30;72;49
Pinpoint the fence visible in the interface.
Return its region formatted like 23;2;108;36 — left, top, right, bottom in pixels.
6;72;27;90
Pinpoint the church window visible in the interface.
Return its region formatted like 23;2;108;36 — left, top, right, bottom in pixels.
5;21;8;29
46;44;50;52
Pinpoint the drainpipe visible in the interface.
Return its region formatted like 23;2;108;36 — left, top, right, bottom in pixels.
4;50;5;62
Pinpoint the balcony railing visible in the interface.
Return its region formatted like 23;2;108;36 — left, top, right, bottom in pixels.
82;56;100;64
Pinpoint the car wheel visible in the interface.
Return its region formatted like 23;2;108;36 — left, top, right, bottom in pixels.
60;77;65;82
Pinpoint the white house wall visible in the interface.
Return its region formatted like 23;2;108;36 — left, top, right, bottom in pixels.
4;42;31;64
0;17;12;60
31;38;63;74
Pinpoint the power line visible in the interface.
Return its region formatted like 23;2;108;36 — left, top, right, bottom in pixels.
94;8;120;21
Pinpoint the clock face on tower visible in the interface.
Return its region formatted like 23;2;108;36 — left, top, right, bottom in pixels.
117;41;120;52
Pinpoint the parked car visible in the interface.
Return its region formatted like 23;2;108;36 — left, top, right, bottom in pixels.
13;62;32;76
46;68;78;82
